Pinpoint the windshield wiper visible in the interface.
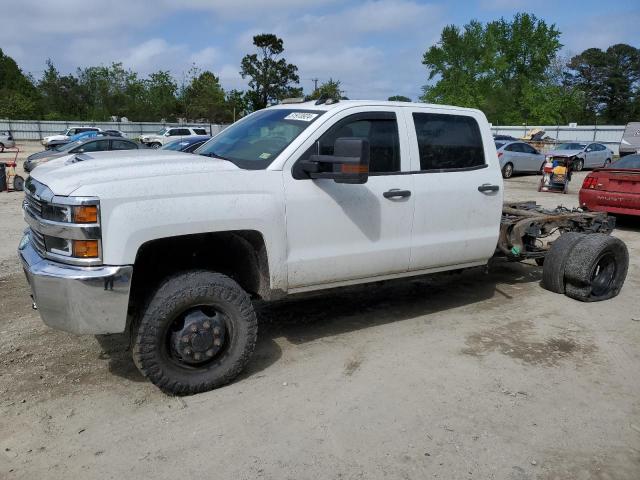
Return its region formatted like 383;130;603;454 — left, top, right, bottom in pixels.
200;151;230;160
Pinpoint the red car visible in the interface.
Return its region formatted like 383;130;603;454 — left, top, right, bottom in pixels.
579;154;640;216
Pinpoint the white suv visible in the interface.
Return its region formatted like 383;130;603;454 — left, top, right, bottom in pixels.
140;126;209;148
42;127;101;147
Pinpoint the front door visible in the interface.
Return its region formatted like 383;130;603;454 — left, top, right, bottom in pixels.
403;108;503;270
283;108;414;289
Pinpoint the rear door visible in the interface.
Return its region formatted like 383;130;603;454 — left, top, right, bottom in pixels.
403;108;503;270
283;107;415;289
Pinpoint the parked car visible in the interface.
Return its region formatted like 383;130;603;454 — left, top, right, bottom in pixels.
47;130;100;149
495;140;545;178
545;142;613;171
19;100;628;394
493;134;517;141
579;154;640;216
161;135;211;153
0;130;15;151
47;129;127;150
24;136;140;172
140;126;209;148
619;122;640;157
42;126;101;147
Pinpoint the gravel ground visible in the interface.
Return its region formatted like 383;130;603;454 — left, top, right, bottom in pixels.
1;142;639;479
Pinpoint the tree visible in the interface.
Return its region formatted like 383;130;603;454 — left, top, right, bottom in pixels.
180;65;227;122
225;89;248;121
145;71;179;121
421;13;563;124
240;34;300;111
388;95;412;102
308;78;345;100
567;44;640;123
0;48;40;118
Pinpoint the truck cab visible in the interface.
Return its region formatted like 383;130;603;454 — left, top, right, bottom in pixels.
20;100;505;393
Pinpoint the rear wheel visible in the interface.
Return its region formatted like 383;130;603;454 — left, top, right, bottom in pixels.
502;163;514;179
132;270;258;394
563;234;628;302
541;232;586;294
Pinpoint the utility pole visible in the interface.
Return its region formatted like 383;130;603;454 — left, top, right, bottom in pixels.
311;78;319;92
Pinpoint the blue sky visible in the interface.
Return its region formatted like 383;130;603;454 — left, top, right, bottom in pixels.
2;0;639;100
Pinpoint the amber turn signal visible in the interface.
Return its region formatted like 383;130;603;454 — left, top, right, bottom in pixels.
73;240;99;258
73;205;98;223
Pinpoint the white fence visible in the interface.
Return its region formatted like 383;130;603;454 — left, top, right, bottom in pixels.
491;125;625;155
0;120;228;141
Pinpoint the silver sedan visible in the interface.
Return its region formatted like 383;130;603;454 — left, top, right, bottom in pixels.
495;140;545;178
545;143;614;171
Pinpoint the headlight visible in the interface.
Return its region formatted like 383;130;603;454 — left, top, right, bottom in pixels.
42;204;99;224
23;179;102;266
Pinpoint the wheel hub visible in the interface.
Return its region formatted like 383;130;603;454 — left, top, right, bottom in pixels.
170;309;226;365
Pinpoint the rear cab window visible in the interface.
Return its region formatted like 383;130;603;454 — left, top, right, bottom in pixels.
411;112;485;171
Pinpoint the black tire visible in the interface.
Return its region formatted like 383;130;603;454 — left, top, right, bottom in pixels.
13;175;24;191
541;232;586;294
150;142;162;149
502;163;514;179
132;270;257;394
563;234;628;302
574;158;584;171
0;143;4;152
604;158;611;167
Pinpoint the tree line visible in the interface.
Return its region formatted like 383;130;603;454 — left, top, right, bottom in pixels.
1;14;638;124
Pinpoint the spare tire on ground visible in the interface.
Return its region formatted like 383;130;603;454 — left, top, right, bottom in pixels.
541;232;586;294
563;234;628;302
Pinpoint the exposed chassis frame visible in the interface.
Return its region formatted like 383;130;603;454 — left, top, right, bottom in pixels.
498;202;615;260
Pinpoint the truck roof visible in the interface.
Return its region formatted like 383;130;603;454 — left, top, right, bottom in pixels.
267;99;484;116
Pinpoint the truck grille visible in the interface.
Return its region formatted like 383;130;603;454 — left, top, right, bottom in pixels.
24;191;43;217
29;228;46;256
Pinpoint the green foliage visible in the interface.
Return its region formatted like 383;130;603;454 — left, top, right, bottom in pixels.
0;48;40;118
421;13;574;124
567;44;640;123
180;65;228;122
240;34;300;111
388;95;412;102
309;79;344;100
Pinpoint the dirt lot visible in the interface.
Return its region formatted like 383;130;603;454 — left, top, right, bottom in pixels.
1;142;639;479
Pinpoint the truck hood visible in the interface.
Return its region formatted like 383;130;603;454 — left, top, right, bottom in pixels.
546;149;583;157
30;150;242;196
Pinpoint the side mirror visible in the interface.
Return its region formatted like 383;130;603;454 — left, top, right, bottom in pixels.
164;132;170;137
586;147;592;152
301;137;370;184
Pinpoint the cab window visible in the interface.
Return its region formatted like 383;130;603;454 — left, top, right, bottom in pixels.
298;112;400;175
412;113;485;170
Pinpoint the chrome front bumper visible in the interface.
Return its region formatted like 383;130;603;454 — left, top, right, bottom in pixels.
18;233;133;334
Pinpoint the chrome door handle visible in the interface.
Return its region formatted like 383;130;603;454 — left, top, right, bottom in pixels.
478;184;500;193
383;189;411;199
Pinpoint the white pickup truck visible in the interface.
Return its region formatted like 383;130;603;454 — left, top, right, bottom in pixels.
19;100;628;394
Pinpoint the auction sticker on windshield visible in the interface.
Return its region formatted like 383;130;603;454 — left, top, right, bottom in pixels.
284;112;319;122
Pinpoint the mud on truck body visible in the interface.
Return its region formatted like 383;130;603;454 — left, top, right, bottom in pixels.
19;100;629;394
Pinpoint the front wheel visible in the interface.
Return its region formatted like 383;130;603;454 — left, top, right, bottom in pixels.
574;158;584;171
132;271;258;394
604;158;611;167
150;142;162;149
502;163;514;179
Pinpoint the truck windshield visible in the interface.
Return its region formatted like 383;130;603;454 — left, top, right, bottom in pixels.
195;109;324;169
